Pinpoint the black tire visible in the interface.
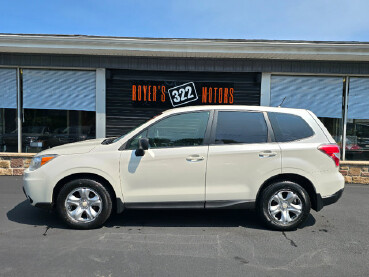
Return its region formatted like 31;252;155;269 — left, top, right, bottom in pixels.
56;178;113;229
257;181;311;231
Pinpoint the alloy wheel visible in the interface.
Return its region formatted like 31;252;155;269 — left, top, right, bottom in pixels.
268;190;303;224
65;187;103;223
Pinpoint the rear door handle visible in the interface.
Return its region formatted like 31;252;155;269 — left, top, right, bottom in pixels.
186;154;204;162
259;150;277;158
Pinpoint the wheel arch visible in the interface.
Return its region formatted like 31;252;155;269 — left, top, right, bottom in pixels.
53;173;123;214
256;173;319;211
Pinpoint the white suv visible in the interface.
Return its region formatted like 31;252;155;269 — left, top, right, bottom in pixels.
23;106;344;231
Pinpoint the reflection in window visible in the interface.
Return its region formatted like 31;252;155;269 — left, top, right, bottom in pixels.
22;109;95;153
0;69;18;152
147;112;209;148
21;69;96;153
215;111;268;144
270;75;343;154
0;109;17;152
269;112;314;142
346;78;369;160
319;118;342;147
128;112;210;149
127;130;147;150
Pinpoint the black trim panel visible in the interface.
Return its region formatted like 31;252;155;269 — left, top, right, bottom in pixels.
316;188;344;211
205;200;255;209
263;111;276;142
124;200;256;209
35;202;53;210
125;201;204;209
116;197;125;213
322;188;344;206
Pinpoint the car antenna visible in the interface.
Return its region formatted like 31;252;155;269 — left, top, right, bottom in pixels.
278;97;286;108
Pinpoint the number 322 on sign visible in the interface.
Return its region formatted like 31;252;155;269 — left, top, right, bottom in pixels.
168;82;198;107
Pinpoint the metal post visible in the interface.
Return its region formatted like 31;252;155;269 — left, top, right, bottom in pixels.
96;69;106;138
342;76;349;161
260;73;271;106
17;68;22;153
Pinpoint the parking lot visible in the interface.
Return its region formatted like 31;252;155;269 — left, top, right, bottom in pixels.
0;176;368;277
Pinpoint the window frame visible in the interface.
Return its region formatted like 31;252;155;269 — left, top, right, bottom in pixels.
209;109;274;145
123;110;215;150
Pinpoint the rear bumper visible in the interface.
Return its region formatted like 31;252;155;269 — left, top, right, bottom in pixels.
316;188;344;212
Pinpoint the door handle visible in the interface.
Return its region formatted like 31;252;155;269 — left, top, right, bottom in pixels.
186;154;204;162
259;150;277;158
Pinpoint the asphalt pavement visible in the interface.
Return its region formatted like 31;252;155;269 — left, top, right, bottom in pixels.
0;176;368;277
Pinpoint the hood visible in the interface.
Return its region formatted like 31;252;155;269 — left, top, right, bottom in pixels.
38;138;106;155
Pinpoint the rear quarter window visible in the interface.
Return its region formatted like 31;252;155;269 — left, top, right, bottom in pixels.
268;112;314;142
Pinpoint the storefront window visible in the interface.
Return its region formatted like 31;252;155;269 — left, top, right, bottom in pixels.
21;69;96;153
319;117;343;148
345;77;369;160
270;75;344;156
0;68;18;152
0;109;17;152
22;109;95;153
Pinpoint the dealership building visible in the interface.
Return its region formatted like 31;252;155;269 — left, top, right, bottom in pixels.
1;33;369;181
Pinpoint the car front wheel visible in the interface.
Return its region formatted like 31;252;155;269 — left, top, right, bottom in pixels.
56;178;113;229
258;181;311;231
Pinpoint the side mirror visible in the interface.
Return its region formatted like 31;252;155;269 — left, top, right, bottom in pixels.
135;138;149;156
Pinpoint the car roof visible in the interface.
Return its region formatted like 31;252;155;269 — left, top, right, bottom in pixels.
163;105;310;115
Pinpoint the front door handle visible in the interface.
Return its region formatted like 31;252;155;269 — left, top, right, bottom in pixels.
259;150;277;158
186;154;204;162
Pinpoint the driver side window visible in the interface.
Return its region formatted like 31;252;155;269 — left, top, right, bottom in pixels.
127;111;210;149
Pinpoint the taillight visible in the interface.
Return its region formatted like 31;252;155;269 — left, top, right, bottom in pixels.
318;144;340;167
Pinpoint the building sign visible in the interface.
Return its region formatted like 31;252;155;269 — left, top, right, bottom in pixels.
107;70;261;137
131;81;234;107
201;86;234;104
168;82;198;107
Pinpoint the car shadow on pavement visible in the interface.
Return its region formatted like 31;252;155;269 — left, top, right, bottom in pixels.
107;208;316;231
7;200;67;229
7;200;316;231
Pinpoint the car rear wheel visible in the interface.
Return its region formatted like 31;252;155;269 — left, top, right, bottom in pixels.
258;181;311;231
56;179;112;229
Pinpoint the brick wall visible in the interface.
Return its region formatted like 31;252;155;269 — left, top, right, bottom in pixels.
340;161;369;184
0;154;369;184
0;154;34;176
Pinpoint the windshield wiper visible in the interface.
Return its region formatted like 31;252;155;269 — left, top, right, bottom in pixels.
101;137;117;145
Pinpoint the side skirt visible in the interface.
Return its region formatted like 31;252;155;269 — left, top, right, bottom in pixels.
206;200;255;209
124;200;255;210
125;201;204;209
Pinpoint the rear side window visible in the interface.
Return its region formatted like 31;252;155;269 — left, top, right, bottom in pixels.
215;111;268;144
268;112;314;142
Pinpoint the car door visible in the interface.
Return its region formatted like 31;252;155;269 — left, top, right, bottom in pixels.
205;110;281;205
120;110;213;206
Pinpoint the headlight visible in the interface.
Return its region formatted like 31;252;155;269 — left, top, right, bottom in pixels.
28;154;58;171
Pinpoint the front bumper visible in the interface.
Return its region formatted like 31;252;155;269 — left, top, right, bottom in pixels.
23;168;54;209
316;188;344;212
22;186;53;210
